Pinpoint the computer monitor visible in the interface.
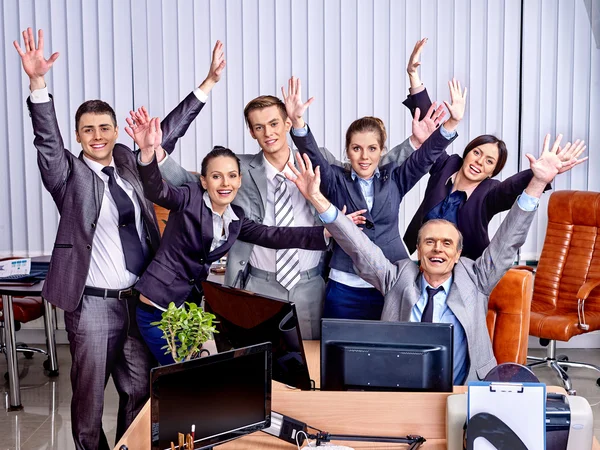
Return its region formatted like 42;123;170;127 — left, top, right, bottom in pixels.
150;343;272;450
201;281;312;390
321;319;453;392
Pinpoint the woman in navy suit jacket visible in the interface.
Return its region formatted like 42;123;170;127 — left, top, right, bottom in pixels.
127;117;328;364
282;77;465;320
402;40;587;259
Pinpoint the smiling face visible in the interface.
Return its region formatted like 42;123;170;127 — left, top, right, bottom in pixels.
346;131;383;179
417;220;462;286
247;105;292;157
460;142;499;182
200;156;242;215
75;113;118;166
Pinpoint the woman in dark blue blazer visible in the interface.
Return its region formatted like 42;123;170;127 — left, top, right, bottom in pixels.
127;117;329;364
402;45;587;260
282;77;465;320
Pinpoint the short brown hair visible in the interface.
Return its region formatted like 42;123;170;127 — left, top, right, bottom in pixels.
345;116;387;151
75;100;117;130
243;95;288;127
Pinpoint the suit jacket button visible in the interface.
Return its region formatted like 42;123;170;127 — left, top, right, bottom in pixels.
189;279;195;285
86;244;92;250
199;259;205;264
240;260;246;266
91;223;96;229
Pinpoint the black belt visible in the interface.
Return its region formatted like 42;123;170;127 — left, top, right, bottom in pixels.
83;286;138;300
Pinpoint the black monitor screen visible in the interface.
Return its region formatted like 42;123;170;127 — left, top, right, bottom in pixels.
202;280;312;390
151;343;272;450
321;319;453;392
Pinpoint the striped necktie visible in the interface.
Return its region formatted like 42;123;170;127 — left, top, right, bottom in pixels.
274;173;301;290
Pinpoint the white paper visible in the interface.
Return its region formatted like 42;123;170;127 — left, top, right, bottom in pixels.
468;382;545;450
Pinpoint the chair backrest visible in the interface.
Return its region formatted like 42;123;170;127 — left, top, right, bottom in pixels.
154;203;169;236
532;191;600;314
487;268;534;365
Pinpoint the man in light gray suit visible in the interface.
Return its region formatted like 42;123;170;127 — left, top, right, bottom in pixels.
288;133;578;383
155;88;441;340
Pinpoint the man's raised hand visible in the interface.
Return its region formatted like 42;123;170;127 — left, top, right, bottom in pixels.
282;76;314;129
13;28;59;90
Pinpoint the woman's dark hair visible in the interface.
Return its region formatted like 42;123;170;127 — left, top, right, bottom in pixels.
462;135;508;177
345;116;387;152
200;146;240;176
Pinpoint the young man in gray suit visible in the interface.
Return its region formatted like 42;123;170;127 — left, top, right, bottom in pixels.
288;133;584;384
14;29;224;450
153;72;441;340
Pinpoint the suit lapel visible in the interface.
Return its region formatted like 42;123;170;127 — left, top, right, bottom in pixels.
248;152;268;213
446;267;475;332
345;171;370;212
399;270;423;321
369;169;391;219
78;151;104;217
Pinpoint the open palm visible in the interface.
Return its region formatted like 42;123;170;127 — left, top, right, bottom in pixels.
282;76;314;127
13;28;59;81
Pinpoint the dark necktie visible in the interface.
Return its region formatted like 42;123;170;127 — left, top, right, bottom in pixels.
102;166;145;275
422;286;444;323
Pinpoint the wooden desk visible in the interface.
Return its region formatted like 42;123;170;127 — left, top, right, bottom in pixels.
115;341;600;449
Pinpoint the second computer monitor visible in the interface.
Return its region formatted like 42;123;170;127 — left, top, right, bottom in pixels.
202;280;312;390
321;319;454;392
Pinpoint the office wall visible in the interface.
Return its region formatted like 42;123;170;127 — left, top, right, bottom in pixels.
1;0;599;262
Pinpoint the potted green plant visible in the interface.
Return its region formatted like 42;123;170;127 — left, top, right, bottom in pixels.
152;302;218;362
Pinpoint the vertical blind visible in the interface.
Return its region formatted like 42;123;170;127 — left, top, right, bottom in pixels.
1;0;598;261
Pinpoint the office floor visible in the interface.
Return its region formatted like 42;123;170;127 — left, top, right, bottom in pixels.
1;346;600;449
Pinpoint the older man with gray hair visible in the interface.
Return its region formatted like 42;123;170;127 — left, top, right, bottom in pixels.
289;133;583;384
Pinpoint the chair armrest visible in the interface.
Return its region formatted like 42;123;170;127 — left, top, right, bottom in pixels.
512;265;535;273
575;279;600;331
577;279;600;300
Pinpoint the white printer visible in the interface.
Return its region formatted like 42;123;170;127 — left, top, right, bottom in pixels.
446;392;594;450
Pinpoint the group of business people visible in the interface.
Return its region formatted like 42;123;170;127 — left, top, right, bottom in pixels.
15;27;587;450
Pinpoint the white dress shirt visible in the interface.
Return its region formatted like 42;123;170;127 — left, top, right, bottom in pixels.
202;192;239;252
30;85;144;289
248;148;322;272
81;157;144;289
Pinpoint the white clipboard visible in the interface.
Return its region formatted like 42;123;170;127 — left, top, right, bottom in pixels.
468;381;546;450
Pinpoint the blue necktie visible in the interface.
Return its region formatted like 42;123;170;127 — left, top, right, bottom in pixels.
422;286;444;323
102;166;145;276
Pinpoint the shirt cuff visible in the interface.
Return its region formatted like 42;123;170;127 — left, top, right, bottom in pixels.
193;87;209;103
439;125;457;140
318;204;339;223
157;152;169;166
408;84;425;95
517;191;540;211
291;124;309;137
137;153;156;166
30;86;50;103
408;136;417;150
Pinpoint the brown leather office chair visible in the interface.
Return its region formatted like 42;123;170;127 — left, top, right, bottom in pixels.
525;191;600;394
487;268;534;365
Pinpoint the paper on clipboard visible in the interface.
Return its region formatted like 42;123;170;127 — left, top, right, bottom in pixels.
468;381;545;450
